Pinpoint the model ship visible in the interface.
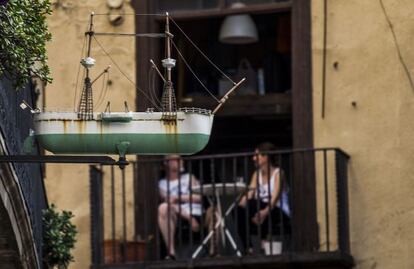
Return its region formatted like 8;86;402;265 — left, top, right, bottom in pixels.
28;13;244;159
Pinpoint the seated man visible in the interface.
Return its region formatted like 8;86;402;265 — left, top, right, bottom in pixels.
237;142;291;253
158;155;202;259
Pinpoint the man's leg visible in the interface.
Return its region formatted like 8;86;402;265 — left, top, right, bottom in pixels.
206;206;219;255
246;199;260;252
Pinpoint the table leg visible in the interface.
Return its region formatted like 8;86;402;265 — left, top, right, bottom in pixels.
224;228;242;256
192;215;223;258
192;190;247;258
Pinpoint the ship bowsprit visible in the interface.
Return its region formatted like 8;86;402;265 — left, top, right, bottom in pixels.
32;111;213;156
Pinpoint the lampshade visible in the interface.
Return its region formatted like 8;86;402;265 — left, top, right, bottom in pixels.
219;3;258;44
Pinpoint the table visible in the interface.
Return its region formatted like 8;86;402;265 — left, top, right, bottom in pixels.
192;182;249;258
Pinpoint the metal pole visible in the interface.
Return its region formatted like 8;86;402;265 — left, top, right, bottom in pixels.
86;12;94;114
212;78;246;114
165;13;173;112
0;155;117;164
165;13;172;82
111;166;116;261
122;168;127;262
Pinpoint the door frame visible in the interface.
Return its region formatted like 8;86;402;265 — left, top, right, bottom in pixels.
131;0;317;252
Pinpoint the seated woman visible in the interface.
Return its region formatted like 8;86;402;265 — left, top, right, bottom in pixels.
158;155;202;259
237;142;291;253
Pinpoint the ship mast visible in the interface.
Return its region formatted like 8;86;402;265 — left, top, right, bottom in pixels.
161;13;177;115
78;12;95;120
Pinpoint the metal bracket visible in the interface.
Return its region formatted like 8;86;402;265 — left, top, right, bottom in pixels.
0;155;129;168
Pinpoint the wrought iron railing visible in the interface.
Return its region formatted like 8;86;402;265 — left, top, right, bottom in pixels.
90;148;350;267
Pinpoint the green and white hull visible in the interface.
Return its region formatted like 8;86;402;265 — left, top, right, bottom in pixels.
33;111;214;155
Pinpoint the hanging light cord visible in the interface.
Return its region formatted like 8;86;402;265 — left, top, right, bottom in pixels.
73;36;87;111
93;36;162;110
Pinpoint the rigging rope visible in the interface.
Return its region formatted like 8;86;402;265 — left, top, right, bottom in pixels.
92;13;165;17
95;71;110;110
170;17;236;86
171;40;220;103
81;14;230;108
93;32;166;38
93;72;105;109
148;68;156;106
152;68;163;108
73;35;88;111
148;67;162;109
93;36;162;110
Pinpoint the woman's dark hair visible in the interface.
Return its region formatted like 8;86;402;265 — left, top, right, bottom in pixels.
256;142;278;166
256;142;276;153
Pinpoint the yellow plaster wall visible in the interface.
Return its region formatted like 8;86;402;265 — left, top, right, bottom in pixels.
45;1;136;268
312;0;414;268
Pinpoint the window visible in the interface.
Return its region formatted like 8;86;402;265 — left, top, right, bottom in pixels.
169;13;291;101
150;1;293;152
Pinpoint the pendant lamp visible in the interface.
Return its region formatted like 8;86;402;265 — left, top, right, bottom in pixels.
219;2;259;44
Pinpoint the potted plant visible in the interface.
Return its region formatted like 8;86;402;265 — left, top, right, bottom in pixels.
125;234;154;262
103;235;153;263
42;204;77;269
103;239;121;264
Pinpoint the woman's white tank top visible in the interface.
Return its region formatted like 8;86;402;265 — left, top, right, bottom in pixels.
257;168;291;216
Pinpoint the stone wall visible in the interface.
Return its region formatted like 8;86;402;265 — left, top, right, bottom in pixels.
0;78;47;268
312;0;414;268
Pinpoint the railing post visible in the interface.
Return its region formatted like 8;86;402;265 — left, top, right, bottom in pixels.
134;158;160;260
90;165;104;266
335;151;350;254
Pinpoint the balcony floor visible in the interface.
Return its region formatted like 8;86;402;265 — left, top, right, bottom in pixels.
97;251;353;269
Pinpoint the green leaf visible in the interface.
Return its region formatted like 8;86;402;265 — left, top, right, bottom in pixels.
0;0;52;89
42;204;77;268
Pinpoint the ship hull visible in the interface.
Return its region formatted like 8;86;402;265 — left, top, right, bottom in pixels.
33;111;213;155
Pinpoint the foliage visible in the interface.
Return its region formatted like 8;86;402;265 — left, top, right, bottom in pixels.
42;204;77;269
0;0;52;89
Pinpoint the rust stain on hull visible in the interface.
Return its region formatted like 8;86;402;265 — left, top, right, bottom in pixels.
162;118;179;152
63;120;68;134
47;119;92;135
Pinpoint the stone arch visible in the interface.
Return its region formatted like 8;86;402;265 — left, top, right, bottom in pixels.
0;161;40;269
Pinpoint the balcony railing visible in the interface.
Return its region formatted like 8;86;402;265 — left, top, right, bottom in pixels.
90;148;352;269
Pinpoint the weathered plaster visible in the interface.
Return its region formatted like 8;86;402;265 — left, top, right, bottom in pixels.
45;1;136;268
312;0;414;268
